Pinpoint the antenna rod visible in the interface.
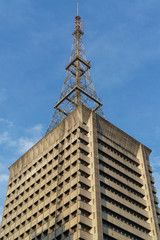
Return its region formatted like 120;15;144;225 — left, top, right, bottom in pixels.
77;1;79;16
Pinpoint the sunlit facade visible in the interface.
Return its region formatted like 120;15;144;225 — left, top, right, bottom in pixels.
0;105;160;240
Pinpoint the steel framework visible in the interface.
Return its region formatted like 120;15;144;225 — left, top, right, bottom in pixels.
46;13;105;134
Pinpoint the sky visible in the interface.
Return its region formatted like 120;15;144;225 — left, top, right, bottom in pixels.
0;0;160;223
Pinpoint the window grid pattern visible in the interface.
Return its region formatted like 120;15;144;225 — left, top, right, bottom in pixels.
0;125;93;240
97;133;152;240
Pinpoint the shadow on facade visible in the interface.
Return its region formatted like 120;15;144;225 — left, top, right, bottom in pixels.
29;221;73;240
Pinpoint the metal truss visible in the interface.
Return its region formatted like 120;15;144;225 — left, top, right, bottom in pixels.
46;14;105;134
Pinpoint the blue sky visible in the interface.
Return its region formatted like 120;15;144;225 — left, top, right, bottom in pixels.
0;0;160;222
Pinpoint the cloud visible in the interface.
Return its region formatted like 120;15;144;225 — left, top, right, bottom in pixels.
17;137;39;154
0;174;9;182
17;124;43;154
0;118;14;127
0;123;43;155
0;132;10;145
0;131;16;147
26;124;43;135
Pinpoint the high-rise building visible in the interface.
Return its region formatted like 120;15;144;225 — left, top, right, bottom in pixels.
0;6;160;240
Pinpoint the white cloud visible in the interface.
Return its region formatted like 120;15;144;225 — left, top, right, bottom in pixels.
0;123;43;154
0;118;14;127
16;124;43;154
17;137;39;155
0;132;10;145
0;174;9;182
26;124;43;135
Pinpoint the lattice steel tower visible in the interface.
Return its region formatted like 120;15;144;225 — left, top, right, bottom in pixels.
46;4;105;134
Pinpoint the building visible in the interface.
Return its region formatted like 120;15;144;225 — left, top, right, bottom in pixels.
0;7;160;240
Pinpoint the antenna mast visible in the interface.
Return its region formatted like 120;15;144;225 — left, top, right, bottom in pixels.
46;3;105;134
77;1;79;16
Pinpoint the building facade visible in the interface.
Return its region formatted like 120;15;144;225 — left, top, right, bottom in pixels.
0;105;160;240
0;7;160;240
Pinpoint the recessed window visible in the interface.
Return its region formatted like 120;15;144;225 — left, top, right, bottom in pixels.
49;149;53;154
64;216;69;223
48;160;52;165
38;158;42;163
55;144;59;149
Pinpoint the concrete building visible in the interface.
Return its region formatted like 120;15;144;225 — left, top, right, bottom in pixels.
0;105;160;240
0;8;160;240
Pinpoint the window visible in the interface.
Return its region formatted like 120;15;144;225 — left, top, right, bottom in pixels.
80;182;90;191
61;139;65;145
100;169;144;198
65;177;70;183
80;195;90;203
66;166;70;172
100;182;146;209
49;149;53;154
38;158;42;163
66;155;70;161
79;138;88;146
72;140;77;146
56;235;62;240
72;129;77;135
79;127;88;135
48;170;52;175
48;160;52;165
102;206;149;234
64;230;69;237
28;167;32;172
72;197;77;204
37;169;41;174
65;189;70;196
51;211;55;217
72;172;77;178
72;184;77;191
71;225;77;233
43;230;48;236
79;170;89;178
66;145;71;151
33;162;37;167
57;220;62;227
80;209;91;217
55;144;59;149
45;203;50;209
64;216;69;223
64;202;69;209
71;210;77;218
67;134;71;140
80;223;91;232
